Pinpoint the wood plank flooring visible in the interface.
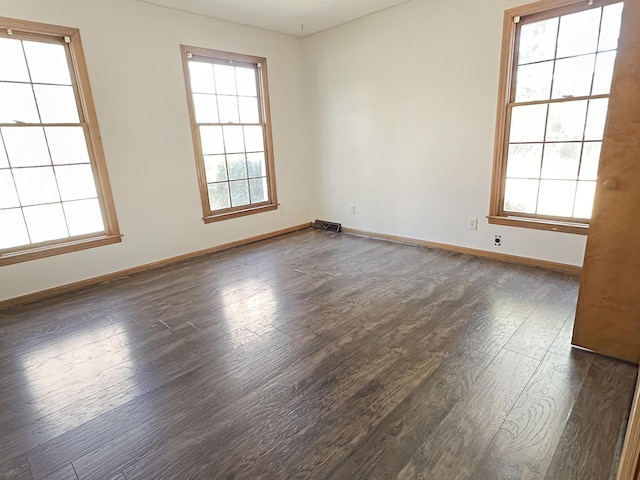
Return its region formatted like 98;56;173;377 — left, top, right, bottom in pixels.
0;228;636;480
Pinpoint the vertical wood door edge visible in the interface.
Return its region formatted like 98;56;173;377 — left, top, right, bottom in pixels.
617;372;640;480
572;0;640;364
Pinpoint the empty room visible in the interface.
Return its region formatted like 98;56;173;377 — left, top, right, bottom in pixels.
1;0;640;478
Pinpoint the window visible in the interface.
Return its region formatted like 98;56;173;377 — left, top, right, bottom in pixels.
0;18;120;266
489;0;623;234
181;46;278;223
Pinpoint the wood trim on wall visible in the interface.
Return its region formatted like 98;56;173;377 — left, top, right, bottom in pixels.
0;16;78;37
617;373;640;480
203;204;278;223
0;235;122;267
506;0;619;18
69;28;121;237
342;227;582;276
487;215;588;235
0;223;311;311
488;9;516;218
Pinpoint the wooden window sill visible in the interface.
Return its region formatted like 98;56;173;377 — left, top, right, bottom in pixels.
487;215;588;235
203;204;278;224
0;234;123;267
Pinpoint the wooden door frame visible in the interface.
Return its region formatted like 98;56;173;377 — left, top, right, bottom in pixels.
618;374;640;480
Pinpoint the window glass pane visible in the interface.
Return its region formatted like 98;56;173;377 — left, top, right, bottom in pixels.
0;170;20;208
208;182;230;210
63;198;104;236
592;51;617;95
504;179;539;213
200;126;225;155
551;54;595;99
3;127;51;167
223;126;245;153
192;94;218;124
506;143;543;178
249;177;268;203
229;179;250;207
22;41;72;85
537;180;577;217
45;127;90;164
598;3;624;52
247;152;266;178
0;134;8;169
34;85;79;123
204;155;228;182
243;126;264;153
214;64;237;95
0;208;30;249
13;167;60;206
546;101;588;141
579;142;602;180
541;143;581;179
227;154;247;180
584;98;609;140
23;203;68;243
509;105;548;143
0;82;40;123
217;96;239;124
188;61;215;94
238;97;260;124
55;165;97;201
0;38;30;82
515;61;553;102
235;67;257;96
518;18;559;65
556;8;601;58
573;181;597;218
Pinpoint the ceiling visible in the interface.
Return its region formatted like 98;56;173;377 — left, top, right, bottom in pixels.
137;0;411;36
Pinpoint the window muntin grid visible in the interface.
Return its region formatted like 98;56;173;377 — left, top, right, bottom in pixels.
185;55;273;216
502;2;623;221
0;33;107;252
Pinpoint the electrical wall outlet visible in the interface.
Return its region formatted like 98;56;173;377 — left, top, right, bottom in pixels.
349;204;356;215
494;235;502;247
468;217;478;230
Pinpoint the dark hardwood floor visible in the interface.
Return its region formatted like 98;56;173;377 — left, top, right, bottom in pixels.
0;229;636;480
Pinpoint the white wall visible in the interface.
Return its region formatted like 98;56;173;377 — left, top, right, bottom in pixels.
1;0;590;302
303;0;588;267
0;0;313;301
